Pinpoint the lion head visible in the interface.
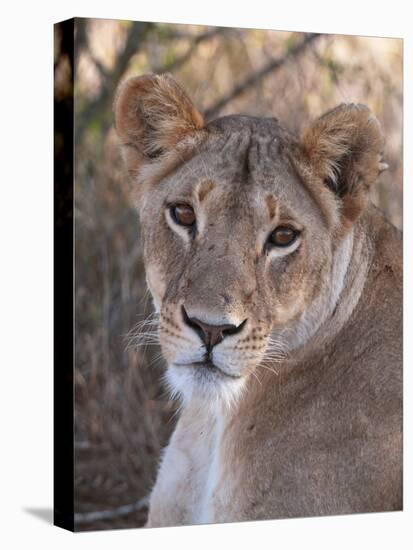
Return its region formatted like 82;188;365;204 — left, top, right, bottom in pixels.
114;73;386;406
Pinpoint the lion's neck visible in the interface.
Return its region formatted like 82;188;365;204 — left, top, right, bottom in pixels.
277;224;372;354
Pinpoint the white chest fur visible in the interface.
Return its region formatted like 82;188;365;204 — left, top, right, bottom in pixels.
147;403;226;526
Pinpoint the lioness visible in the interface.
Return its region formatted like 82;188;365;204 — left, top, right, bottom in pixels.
114;74;402;526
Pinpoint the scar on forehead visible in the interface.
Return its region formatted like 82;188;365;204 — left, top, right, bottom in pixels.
198;180;216;202
265;194;278;219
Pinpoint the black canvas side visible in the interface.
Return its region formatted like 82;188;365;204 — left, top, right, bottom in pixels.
53;17;75;532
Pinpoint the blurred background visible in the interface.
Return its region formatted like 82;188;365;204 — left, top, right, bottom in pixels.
64;18;402;530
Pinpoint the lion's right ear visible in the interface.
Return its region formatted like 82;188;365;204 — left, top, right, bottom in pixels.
114;73;204;179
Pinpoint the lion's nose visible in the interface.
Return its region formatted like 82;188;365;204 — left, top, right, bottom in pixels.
181;306;247;351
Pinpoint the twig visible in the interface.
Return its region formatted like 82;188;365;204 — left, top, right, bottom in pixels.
154;27;226;74
74;494;150;524
204;33;321;121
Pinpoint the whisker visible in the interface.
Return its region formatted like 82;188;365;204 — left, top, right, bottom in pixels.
124;311;161;354
256;363;279;376
166;399;184;425
250;370;262;386
147;352;166;369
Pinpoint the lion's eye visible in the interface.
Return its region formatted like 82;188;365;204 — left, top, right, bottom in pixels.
171;204;196;227
268;226;299;247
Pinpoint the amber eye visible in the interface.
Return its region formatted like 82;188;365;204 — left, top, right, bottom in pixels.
268;226;299;247
171;204;196;227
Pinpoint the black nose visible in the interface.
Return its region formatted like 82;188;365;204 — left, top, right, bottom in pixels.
182;306;246;351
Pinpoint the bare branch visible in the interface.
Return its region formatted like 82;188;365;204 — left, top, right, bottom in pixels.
74;494;150;525
75;21;151;144
154;27;226;74
204;33;321;121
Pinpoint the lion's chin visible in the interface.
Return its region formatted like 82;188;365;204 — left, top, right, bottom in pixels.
164;362;246;409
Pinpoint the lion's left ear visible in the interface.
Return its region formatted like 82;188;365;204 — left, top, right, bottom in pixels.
300;103;388;225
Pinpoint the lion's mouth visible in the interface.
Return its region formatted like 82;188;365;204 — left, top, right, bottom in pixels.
173;359;241;379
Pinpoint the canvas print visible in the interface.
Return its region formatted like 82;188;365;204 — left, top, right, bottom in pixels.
54;18;403;531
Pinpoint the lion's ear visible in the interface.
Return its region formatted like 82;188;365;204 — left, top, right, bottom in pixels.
300;104;388;226
114;73;204;178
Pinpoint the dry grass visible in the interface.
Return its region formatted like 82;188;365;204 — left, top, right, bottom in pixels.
74;133;179;530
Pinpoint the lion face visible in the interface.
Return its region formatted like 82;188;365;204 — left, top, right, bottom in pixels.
139;117;333;404
115;74;385;406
